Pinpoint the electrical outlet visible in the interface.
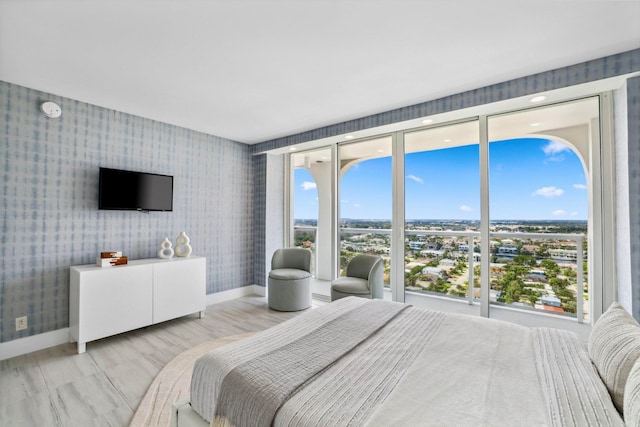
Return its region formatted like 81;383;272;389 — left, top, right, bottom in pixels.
15;316;28;331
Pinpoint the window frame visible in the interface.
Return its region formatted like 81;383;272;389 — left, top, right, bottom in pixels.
286;92;616;325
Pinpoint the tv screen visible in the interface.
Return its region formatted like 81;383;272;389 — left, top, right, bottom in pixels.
99;168;173;212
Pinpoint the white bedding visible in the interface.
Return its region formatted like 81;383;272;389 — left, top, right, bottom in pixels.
187;297;624;427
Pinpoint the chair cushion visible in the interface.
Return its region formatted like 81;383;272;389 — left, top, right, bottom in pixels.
269;268;311;281
588;302;640;413
346;254;382;279
271;248;311;272
331;277;370;295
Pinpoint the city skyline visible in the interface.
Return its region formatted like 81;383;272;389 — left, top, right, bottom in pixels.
294;137;588;221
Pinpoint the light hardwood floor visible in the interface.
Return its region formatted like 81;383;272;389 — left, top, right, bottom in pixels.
0;296;320;427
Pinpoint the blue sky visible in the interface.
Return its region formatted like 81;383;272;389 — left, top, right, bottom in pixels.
294;137;587;221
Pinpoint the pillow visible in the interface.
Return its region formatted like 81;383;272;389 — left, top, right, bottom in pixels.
625;357;640;427
588;302;640;414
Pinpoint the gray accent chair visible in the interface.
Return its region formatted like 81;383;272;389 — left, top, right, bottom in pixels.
331;254;384;301
268;248;312;311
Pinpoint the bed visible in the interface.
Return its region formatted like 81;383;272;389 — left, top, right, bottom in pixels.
171;297;640;426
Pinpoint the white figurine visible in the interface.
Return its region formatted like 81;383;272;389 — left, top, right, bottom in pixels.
175;231;192;257
158;237;174;259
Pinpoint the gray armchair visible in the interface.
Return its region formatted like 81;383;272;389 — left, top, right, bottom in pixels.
330;254;384;301
268;248;312;311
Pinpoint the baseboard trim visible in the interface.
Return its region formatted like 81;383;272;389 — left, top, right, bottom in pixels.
0;328;70;361
206;284;265;305
0;285;267;361
312;292;331;303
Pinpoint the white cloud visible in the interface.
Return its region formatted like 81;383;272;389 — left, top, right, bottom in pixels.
545;155;565;163
353;203;361;208
543;140;570;155
552;209;567;216
301;181;317;191
459;205;473;212
573;184;587;190
570;211;579;217
542;141;571;163
406;174;424;184
532;186;564;197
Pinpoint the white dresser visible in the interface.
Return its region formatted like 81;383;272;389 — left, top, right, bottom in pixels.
69;256;206;353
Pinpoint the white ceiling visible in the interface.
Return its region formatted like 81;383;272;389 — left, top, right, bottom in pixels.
1;1;638;144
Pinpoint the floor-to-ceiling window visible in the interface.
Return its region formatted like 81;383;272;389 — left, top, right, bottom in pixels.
291;148;332;278
338;137;393;300
486;97;599;322
403;121;480;311
286;94;609;328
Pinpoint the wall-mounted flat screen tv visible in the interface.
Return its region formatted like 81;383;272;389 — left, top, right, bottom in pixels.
99;167;173;212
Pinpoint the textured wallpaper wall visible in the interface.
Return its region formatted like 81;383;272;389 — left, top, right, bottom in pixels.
252;153;285;288
252;154;267;287
0;81;254;342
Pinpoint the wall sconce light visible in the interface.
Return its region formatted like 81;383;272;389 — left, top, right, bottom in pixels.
40;101;62;119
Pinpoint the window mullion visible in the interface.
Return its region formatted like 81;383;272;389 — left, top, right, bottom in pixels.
392;131;405;303
285;153;293;247
331;144;339;280
479;115;490;318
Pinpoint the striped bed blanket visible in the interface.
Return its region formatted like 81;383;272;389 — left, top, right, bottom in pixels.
190;297;623;426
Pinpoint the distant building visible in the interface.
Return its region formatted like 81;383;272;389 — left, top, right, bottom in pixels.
527;269;547;281
497;245;518;256
522;244;540;254
440;259;457;267
549;248;579;262
460;252;481;262
422;266;444;278
409;241;425;250
541;295;562;307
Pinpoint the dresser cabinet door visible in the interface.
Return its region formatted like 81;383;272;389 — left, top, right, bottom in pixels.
76;265;153;343
152;258;206;323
